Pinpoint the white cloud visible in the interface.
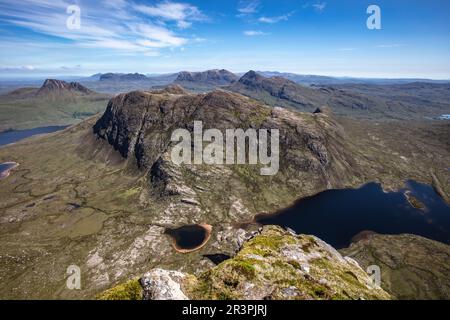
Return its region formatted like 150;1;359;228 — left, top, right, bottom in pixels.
377;44;403;48
102;0;127;9
313;2;327;12
258;12;292;24
0;0;203;55
244;30;267;36
1;65;36;71
238;0;260;14
132;23;188;47
134;2;206;29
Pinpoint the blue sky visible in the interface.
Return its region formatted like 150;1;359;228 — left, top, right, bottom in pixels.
0;0;449;79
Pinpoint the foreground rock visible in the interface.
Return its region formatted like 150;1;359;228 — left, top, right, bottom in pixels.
341;233;450;300
98;226;391;300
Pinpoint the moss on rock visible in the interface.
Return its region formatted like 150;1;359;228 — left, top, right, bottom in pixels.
189;226;391;300
96;278;143;300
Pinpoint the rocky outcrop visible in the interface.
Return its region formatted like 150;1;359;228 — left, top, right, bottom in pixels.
151;84;188;95
140;269;191;300
99;226;391;300
174;69;238;87
36;79;93;96
341;233;450;300
93;89;342;172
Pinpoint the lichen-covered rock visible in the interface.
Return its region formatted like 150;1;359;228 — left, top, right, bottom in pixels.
99;226;391;300
341;233;450;300
140;269;192;300
188;226;391;300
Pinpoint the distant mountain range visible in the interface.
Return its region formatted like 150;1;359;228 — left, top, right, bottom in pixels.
1;70;450;122
99;73;149;82
227;71;450;120
257;71;450;86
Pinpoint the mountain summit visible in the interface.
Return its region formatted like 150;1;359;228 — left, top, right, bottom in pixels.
36;79;93;97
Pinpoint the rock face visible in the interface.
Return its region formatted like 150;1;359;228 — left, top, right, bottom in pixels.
341;233;450;300
151;84;188;95
174;69;238;87
36;79;93;96
93;88;360;212
140;269;191;300
99;226;391;300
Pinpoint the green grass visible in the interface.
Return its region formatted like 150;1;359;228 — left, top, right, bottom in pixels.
0;91;110;131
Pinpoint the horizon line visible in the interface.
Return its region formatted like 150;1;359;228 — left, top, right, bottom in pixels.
1;70;450;82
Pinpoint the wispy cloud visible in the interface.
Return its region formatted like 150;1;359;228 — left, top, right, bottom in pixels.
377;44;404;48
258;12;293;24
313;2;327;12
0;0;206;55
238;0;260;14
244;30;267;36
303;2;327;13
0;65;36;71
134;1;207;29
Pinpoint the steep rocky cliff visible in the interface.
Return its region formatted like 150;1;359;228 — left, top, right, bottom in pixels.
98;226;391;300
93;87;363;227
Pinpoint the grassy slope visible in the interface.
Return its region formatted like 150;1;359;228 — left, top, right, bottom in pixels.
341;233;450;299
0;89;110;131
0;117;150;299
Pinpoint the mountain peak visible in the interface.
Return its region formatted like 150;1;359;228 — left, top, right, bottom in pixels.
36;79;93;96
238;70;265;84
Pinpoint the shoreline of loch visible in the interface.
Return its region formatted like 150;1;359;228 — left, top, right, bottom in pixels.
167;223;213;254
0;162;19;179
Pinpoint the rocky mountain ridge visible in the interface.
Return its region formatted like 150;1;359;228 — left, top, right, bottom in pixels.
36;79;94;97
98;226;391;300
